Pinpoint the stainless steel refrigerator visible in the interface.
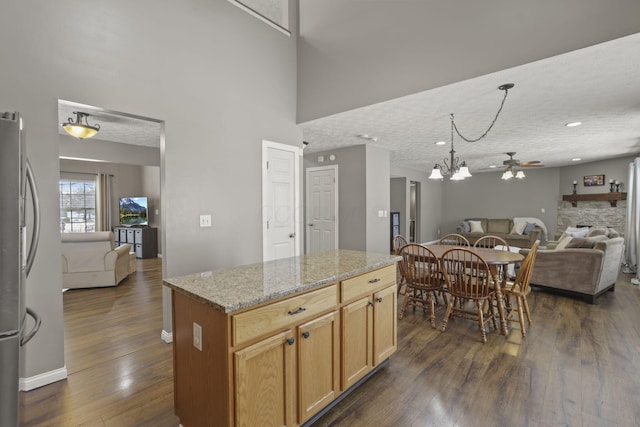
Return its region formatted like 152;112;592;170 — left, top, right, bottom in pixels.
0;112;42;426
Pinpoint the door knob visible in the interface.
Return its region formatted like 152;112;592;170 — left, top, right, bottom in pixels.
289;233;296;238
308;223;314;227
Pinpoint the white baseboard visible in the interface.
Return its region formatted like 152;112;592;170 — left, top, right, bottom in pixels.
20;366;68;391
161;330;173;343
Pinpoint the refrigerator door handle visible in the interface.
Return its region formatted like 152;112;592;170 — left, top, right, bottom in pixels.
25;159;40;276
20;307;41;346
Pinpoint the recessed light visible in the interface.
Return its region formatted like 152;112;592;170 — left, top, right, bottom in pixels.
572;158;581;162
565;122;582;127
489;165;497;169
435;141;446;145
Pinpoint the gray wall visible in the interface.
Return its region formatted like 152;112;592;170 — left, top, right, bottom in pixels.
559;156;634;195
390;164;443;243
142;166;162;255
1;0;300;382
365;146;390;253
440;168;561;239
297;0;640;121
390;177;407;239
59;136;160;167
60;159;146;231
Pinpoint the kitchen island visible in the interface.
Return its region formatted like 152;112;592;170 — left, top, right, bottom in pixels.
164;249;399;427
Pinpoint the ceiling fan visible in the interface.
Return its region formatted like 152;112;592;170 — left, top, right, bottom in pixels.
499;152;544;180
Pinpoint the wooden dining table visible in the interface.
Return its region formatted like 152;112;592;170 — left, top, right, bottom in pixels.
424;244;525;336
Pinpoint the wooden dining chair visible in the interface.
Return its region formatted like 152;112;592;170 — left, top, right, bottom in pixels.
393;234;409;294
440;247;497;343
474;235;510;281
438;233;470;247
398;244;447;328
502;241;540;337
473;235;509;250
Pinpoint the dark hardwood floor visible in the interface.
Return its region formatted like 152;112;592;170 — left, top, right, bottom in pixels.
20;258;640;426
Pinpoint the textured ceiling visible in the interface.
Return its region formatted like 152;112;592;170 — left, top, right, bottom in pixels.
300;33;640;174
58;100;162;148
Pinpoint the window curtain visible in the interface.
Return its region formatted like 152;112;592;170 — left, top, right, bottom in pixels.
97;173;114;232
624;158;640;285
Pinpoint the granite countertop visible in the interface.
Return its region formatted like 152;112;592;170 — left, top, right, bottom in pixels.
163;249;400;314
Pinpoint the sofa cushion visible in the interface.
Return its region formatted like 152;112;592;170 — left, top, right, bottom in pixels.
555;236;573;250
510;222;527;235
488;218;512;234
469;220;484;233
587;227;608;237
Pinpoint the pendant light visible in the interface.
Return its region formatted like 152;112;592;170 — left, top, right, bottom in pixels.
61;112;100;139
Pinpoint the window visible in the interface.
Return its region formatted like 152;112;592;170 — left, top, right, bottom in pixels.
59;174;96;233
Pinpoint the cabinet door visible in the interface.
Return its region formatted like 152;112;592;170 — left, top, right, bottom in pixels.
372;285;397;366
341;296;372;390
126;229;135;243
234;330;296;427
298;311;339;423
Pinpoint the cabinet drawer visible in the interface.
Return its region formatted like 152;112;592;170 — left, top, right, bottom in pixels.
341;265;396;303
232;284;337;347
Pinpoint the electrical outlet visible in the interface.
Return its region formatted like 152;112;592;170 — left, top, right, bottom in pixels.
199;214;212;227
193;322;202;351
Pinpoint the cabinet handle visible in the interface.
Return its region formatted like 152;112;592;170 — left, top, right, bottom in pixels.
287;338;295;346
368;301;375;307
377;297;383;303
288;307;306;315
368;278;380;284
302;331;310;339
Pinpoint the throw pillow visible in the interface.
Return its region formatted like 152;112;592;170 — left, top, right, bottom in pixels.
607;228;620;238
570;228;589;238
510;222;527;235
559;226;589;241
523;222;536;235
462;221;471;233
555;236;573;250
469;220;484;233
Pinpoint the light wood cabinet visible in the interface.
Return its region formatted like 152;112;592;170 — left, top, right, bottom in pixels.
171;263;396;427
341;283;397;390
234;330;296;427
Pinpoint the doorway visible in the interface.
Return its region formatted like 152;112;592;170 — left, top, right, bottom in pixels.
262;140;301;261
305;165;338;254
410;181;420;242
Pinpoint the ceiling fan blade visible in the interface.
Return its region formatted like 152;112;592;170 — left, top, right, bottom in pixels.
520;164;544;168
518;160;541;165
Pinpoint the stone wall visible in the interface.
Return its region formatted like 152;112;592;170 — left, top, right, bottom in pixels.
557;200;627;238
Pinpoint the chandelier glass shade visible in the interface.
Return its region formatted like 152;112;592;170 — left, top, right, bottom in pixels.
61;111;100;139
501;168;526;180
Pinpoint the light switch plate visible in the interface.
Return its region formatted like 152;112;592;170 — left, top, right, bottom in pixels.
199;214;212;227
193;322;202;351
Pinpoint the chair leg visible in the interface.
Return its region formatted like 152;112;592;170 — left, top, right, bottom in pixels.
523;296;532;324
428;291;436;329
476;301;487;343
516;296;526;337
399;287;411;320
441;299;455;332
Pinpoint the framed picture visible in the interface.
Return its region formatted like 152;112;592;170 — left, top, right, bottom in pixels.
583;174;605;186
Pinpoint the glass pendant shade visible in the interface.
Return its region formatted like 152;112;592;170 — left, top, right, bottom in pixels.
501;170;513;180
458;163;472;178
429;166;444;180
515;170;526;179
61;112;100;139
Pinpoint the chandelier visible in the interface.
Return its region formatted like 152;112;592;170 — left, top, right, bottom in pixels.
428;83;514;181
61;111;100;139
501;167;526;180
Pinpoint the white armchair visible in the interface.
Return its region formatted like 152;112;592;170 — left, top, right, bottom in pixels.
61;231;136;289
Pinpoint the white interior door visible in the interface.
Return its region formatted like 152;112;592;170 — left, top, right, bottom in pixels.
263;141;300;261
306;166;338;254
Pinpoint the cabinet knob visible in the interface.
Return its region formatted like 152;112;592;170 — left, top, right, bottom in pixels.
288;307;306;315
368;301;375;307
287;338;295;346
302;331;310;339
377;297;383;303
368;278;380;284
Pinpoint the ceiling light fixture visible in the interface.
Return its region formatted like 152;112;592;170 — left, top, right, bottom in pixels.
501;167;526;180
61;111;100;139
429;83;514;181
565;121;582;127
